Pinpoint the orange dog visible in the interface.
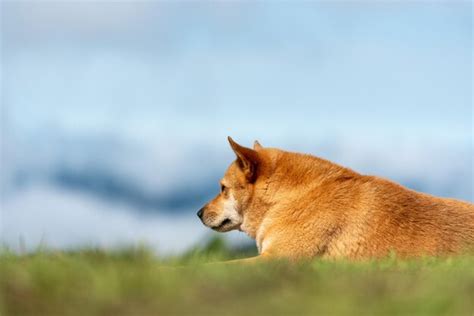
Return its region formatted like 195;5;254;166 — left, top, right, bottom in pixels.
197;137;474;260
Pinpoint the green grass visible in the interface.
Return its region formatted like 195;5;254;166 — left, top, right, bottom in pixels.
1;238;474;316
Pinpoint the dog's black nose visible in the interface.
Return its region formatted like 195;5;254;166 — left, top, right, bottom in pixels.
197;207;205;219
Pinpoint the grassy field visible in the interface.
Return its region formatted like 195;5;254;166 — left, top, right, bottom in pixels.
1;238;474;316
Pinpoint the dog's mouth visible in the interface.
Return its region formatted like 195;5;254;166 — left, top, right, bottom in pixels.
211;218;234;231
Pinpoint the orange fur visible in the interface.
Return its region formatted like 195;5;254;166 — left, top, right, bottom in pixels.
198;138;474;260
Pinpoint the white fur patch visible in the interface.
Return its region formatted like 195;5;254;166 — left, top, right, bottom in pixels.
208;193;242;228
256;217;272;254
260;237;272;254
221;194;242;225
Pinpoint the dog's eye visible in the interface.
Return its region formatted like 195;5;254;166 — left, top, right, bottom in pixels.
220;184;227;193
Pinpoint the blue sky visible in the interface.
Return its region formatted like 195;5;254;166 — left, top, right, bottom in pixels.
2;1;472;144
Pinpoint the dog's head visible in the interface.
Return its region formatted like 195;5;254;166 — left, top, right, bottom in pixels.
197;137;266;233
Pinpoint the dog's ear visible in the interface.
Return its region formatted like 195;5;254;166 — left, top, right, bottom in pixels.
228;136;260;182
253;140;263;151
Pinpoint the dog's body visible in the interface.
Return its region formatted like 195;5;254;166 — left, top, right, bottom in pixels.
198;138;474;260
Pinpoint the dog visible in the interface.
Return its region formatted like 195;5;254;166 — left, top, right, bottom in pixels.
197;137;474;261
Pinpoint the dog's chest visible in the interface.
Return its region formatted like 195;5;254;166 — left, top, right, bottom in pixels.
255;218;273;254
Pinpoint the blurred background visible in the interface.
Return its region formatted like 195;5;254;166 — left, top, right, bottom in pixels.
0;1;472;255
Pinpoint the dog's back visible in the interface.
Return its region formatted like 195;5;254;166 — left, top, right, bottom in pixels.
259;149;474;259
327;175;474;258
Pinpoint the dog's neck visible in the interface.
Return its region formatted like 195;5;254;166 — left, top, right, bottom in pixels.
241;150;355;240
240;194;272;239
